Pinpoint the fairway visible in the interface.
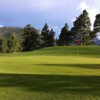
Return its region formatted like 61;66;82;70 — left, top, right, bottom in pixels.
0;46;100;100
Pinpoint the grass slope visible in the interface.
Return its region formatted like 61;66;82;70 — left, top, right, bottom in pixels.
0;46;100;100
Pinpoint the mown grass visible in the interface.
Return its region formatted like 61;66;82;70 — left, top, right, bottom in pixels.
0;45;100;57
0;46;100;100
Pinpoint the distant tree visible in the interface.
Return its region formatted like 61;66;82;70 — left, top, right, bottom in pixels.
71;10;91;45
7;33;20;53
22;24;40;51
58;23;70;45
41;23;50;47
0;38;3;52
48;29;55;46
94;14;100;34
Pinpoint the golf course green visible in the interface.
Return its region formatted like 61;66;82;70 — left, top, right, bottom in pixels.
0;46;100;100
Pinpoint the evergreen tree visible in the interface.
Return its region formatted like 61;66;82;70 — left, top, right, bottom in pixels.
0;38;3;52
59;23;70;45
48;29;55;46
7;33;20;53
94;14;100;34
41;23;50;47
71;10;91;45
22;24;40;51
89;31;95;40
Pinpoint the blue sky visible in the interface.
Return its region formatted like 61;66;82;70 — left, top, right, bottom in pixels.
0;0;100;36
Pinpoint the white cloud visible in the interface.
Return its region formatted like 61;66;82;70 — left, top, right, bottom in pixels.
71;18;76;23
78;1;89;10
78;1;99;30
0;24;4;27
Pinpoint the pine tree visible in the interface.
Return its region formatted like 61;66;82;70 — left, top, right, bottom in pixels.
48;29;55;46
7;33;20;53
71;10;91;45
41;23;50;47
22;24;40;51
59;23;70;45
94;14;100;34
0;38;3;52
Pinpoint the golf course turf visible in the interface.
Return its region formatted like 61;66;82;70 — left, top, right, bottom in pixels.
0;46;100;100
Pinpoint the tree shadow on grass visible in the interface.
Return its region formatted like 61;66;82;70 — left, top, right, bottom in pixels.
0;73;100;93
36;64;100;69
0;62;11;64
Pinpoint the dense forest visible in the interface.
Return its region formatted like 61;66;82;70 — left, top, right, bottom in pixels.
0;10;100;53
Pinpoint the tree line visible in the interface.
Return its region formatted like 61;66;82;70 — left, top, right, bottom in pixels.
0;9;100;53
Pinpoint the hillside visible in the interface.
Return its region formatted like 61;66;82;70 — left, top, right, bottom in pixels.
14;46;100;57
0;46;100;100
0;26;23;40
0;27;23;51
0;27;22;33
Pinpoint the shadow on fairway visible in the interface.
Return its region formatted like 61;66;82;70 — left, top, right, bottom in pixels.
0;73;100;92
36;64;100;69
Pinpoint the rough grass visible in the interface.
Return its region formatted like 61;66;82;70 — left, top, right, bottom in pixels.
0;46;100;100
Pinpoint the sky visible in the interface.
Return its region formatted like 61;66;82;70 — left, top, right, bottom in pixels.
0;0;100;36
